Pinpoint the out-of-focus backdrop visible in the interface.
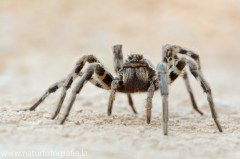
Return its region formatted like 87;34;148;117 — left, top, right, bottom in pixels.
0;0;240;159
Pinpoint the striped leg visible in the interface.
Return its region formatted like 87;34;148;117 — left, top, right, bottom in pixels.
107;80;118;116
182;71;203;115
51;54;103;120
162;44;201;69
18;78;65;111
185;58;222;132
113;44;137;114
168;58;186;84
60;63;114;124
146;81;155;124
158;63;169;135
159;57;186;135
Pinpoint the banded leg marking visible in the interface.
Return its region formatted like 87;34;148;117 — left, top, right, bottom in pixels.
18;78;65;112
52;55;104;120
168;57;186;84
186;58;222;132
108;80;118;116
60;63;114;124
162;44;201;70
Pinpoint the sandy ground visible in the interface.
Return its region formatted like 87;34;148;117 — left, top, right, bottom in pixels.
0;0;240;158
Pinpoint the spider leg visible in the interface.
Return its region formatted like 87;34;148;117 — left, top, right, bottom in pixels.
184;58;223;132
158;63;169;135
51;54;103;120
113;44;137;114
113;44;123;74
182;70;203;115
60;63;114;124
107;80;118;116
162;44;201;69
18;78;65;111
168;58;187;84
127;94;137;114
146;81;155;124
171;54;203;115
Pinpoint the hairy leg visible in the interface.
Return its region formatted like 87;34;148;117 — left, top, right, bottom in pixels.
51;54;103;120
113;44;137;114
168;58;186;84
171;54;203;115
182;71;203;115
158;63;169;135
162;44;201;69
18;78;65;111
60;63;114;124
107;80;118;116
184;58;222;132
146;81;155;124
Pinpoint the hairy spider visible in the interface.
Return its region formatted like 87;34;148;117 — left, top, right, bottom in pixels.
19;44;222;135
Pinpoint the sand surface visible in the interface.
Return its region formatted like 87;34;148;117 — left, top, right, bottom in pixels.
0;0;240;158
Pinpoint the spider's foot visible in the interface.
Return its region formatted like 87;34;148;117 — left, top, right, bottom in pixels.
163;122;168;135
147;117;151;124
214;119;223;132
17;109;32;112
132;108;138;114
107;109;112;116
51;113;58;120
197;110;204;116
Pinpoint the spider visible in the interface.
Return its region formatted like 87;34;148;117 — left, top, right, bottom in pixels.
19;44;223;135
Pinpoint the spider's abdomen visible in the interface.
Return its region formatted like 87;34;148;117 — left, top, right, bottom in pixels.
123;67;149;93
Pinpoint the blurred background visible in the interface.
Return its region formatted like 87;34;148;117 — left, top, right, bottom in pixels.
0;0;239;103
0;0;240;158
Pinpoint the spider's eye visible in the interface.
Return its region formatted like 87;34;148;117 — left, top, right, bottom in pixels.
129;55;133;59
136;55;141;59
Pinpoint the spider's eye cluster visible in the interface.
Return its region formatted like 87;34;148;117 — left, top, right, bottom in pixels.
136;55;141;59
129;55;133;59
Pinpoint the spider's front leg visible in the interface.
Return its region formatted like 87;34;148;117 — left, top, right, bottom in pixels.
146;81;155;124
182;70;203;115
107;80;119;116
18;54;102;118
113;44;137;114
158;63;169;135
52;54;101;120
60;63;114;124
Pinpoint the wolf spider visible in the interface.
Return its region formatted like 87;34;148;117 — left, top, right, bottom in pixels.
19;44;222;135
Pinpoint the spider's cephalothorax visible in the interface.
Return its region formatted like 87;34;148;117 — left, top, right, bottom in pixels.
19;44;223;135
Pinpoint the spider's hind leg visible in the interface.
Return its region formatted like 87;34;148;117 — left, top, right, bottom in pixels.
182;70;203;115
185;58;222;132
127;94;137;114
